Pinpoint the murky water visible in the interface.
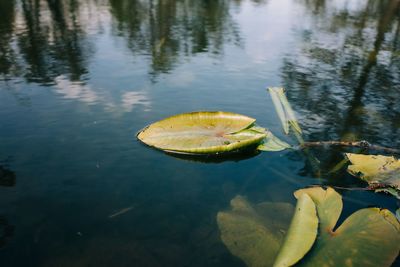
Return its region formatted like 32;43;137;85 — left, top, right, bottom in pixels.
0;0;399;266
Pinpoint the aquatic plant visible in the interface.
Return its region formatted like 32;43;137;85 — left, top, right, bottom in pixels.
217;187;400;267
137;111;289;155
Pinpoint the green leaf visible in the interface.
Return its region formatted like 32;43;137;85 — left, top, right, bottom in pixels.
346;153;400;181
137;111;267;154
268;88;302;135
257;132;292;152
346;153;400;198
217;196;294;267
269;88;289;134
294;187;400;267
272;194;318;267
396;208;400;222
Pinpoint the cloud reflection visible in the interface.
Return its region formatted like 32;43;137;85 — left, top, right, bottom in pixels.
55;75;151;112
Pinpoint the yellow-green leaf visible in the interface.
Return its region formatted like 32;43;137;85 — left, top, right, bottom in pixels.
346;153;400;180
257;132;292;152
272;194;318;267
346;153;400;198
137;111;267;154
295;187;400;267
268;88;302;135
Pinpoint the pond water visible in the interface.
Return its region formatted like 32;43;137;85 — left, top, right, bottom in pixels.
0;0;399;266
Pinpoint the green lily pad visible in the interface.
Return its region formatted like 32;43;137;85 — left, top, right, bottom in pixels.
346;153;400;198
137;111;267;154
294;187;400;267
217;196;294;267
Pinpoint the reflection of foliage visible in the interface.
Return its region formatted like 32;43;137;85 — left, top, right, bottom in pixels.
0;0;93;84
17;0;92;83
0;0;265;82
0;0;19;78
281;0;400;148
109;0;242;76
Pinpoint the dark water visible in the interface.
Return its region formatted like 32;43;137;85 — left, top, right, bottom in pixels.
0;0;399;266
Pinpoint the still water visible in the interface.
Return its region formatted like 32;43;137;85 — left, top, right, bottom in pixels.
0;0;399;266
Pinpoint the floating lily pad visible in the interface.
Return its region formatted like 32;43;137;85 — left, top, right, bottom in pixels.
346;153;400;198
217;196;294;267
294;187;400;267
137;111;268;155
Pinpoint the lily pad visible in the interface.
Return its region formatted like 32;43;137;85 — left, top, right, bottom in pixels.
346;153;400;198
294;187;400;267
217;196;294;267
137;111;268;155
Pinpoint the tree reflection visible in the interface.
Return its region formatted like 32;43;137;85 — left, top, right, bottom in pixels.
0;0;267;83
282;0;400;149
280;0;400;178
109;0;243;76
0;0;93;84
17;0;92;84
0;0;19;79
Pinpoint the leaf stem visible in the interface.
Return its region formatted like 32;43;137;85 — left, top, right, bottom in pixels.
299;140;400;154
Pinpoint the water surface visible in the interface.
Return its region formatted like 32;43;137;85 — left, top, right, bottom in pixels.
0;0;399;266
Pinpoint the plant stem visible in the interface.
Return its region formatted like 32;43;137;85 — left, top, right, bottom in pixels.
300;140;400;154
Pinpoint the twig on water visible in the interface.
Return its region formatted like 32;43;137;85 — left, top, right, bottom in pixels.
309;184;371;191
299;140;400;154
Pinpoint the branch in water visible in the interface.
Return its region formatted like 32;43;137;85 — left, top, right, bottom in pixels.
300;140;400;154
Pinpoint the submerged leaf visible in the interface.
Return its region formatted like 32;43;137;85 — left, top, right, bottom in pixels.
217;196;294;267
137;111;267;154
295;187;400;267
346;153;400;198
272;194;318;267
218;187;400;267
